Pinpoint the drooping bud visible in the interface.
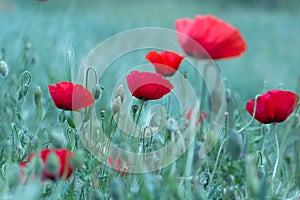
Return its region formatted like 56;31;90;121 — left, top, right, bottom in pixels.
71;150;84;169
165;117;179;133
115;84;124;103
256;165;265;180
288;113;300;129
226;130;243;160
93;84;102;100
0;59;8;77
49;131;66;148
112;96;122;115
45;152;59;175
17;84;29;100
34;86;42;106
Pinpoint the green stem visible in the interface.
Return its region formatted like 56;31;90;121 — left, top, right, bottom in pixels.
272;123;279;192
135;100;145;125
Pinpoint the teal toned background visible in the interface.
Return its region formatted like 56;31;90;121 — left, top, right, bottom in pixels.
1;0;300;104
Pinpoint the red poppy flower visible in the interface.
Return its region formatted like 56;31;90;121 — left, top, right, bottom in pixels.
186;108;207;125
48;82;94;111
126;71;173;101
246;90;299;124
175;15;247;59
145;51;185;76
107;157;128;176
20;149;74;182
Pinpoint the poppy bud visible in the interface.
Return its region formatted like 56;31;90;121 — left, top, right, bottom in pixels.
226;130;242;160
115;84;124;103
58;110;66;123
288;113;300;129
71;151;84;169
6;163;19;188
17;84;29;100
112;96;122;115
165;117;179;133
49;131;66;148
34;86;42;106
31;155;44;175
132;105;139;117
100;109;105;120
93;84;102;100
45;152;59;175
256;165;265;180
0;59;8;77
91;190;105;200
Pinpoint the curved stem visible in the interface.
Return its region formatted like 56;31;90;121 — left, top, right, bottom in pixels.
21;71;32;85
85;66;98;89
238;94;261;133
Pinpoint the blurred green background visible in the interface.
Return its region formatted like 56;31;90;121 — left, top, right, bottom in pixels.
1;0;300;104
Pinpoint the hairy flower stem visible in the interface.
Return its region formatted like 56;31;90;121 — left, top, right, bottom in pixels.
272;124;279;192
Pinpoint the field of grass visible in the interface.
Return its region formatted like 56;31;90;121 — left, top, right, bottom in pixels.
1;0;300;199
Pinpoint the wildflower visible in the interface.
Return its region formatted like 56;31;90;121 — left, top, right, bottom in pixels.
126;71;173;101
48;82;94;111
0;59;8;77
145;50;184;76
185;108;207;125
175;15;247;59
20;149;74;182
246;90;299;124
107;157;128;176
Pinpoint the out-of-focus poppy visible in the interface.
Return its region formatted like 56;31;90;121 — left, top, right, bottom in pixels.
107;157;128;176
175;15;247;59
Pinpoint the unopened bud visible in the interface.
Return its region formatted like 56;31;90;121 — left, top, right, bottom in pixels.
58;110;66;123
6;163;19;188
115;84;124;103
17;84;29;100
93;84;102;100
165;117;179;133
289;113;300;129
256;165;265;180
0;59;8;77
46;152;59;175
34;86;42;106
71;151;84;169
132;105;139;116
91;190;105;200
227;130;242;160
49;131;66;148
112;96;122;115
100;109;105;120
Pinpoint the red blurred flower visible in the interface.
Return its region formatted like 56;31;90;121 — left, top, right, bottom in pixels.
186;109;207;125
107;157;128;176
246;90;299;124
175;15;247;59
145;51;185;76
48;82;94;111
126;71;173;101
20;149;74;182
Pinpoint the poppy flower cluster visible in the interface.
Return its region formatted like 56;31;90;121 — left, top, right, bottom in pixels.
145;50;185;76
175;15;247;59
126;71;174;101
107;157;128;176
246;90;299;124
48;82;94;111
20;149;74;182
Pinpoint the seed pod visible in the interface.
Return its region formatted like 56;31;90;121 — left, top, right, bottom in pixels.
0;59;8;77
17;84;29;100
34;86;42;106
115;84;124;103
46;152;59;175
93;84;102;100
112;96;122;115
227;130;242;160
